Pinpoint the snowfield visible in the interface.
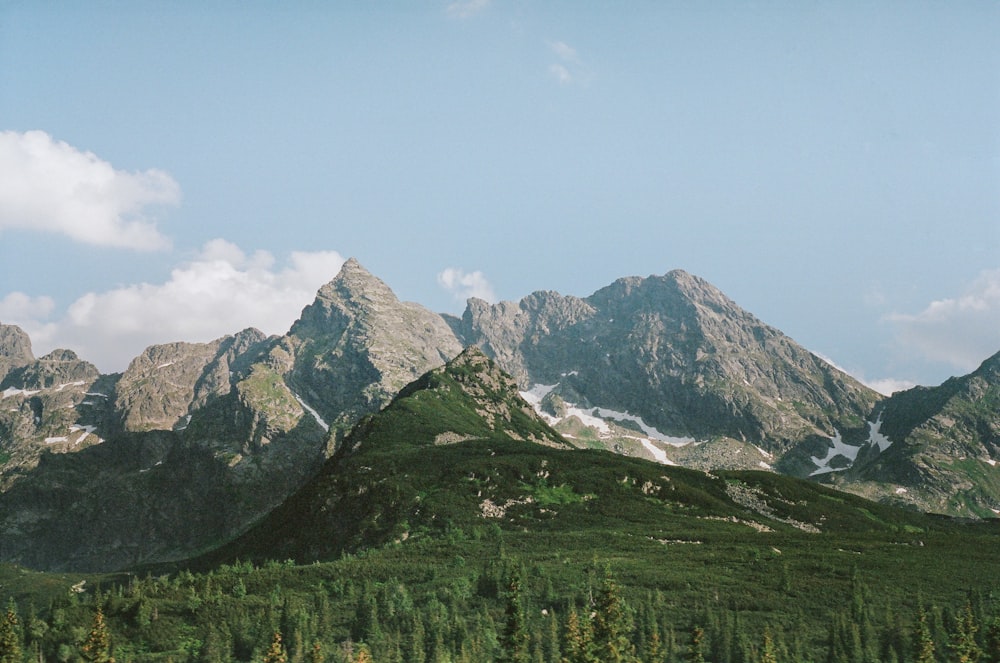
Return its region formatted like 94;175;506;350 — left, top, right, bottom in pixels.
293;392;329;432
520;382;693;466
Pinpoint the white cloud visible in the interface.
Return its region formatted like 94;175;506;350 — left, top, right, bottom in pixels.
546;40;590;86
886;269;1000;373
5;240;345;372
447;0;490;19
549;40;578;63
810;350;914;396
866;378;917;397
437;267;497;304
0;130;178;251
549;63;573;85
0;292;56;321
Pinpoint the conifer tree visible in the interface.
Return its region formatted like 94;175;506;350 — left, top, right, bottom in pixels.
81;606;112;663
499;572;530;663
761;628;778;663
685;626;705;663
591;566;634;663
561;607;593;663
948;601;982;663
914;604;936;663
263;631;287;663
308;641;324;663
985;617;1000;663
0;601;22;663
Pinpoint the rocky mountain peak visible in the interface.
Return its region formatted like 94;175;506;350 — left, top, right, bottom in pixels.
0;323;35;381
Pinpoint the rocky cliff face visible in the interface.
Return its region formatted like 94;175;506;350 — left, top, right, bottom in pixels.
0;324;35;380
114;328;271;433
838;351;1000;516
0;347;107;486
455;270;881;470
2;260;997;570
283;257;464;442
0;260;466;571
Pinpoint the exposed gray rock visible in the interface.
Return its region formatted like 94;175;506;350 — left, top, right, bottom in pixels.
0;323;34;383
456;269;881;461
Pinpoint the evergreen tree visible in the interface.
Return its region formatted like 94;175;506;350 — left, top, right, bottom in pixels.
263;631;287;663
81;606;112;663
561;607;593;663
499;572;530;663
914;604;937;663
985;617;1000;663
352;645;372;663
685;626;706;663
0;601;22;663
948;601;982;663
761;628;778;663
591;566;634;663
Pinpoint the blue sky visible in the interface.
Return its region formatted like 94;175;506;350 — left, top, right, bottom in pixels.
1;1;998;392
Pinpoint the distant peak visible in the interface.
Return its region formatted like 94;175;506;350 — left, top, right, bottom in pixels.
340;257;365;273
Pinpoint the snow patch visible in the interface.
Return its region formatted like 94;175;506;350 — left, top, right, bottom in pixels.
54;381;85;392
44;436;68;444
2;387;39;399
809;430;862;476
640;439;677;465
867;416;892;452
520;383;693;447
895;487;908;494
293;392;329;432
85;392;108;398
156;362;174;369
758;461;772;470
520;383;558;406
987;459;997;467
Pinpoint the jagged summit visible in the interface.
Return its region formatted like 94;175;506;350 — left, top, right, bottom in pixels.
0;323;35;381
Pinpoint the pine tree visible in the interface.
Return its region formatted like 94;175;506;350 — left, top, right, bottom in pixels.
0;601;22;663
761;628;778;663
591;566;634;663
948;601;982;663
263;631;287;663
985;617;1000;663
499;572;530;663
81;606;112;663
914;604;936;663
561;607;593;663
685;626;705;663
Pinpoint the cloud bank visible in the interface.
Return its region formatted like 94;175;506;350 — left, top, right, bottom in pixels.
446;0;489;19
437;267;497;304
1;240;345;372
0;130;178;251
886;268;1000;373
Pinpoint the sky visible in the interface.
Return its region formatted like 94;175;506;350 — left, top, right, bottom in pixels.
0;1;998;394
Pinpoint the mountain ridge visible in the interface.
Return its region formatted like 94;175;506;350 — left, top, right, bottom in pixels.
1;260;998;571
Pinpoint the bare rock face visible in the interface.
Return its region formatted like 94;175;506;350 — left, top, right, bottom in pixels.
0;324;35;381
840;351;1000;516
114;328;270;433
0;349;105;485
284;257;464;441
456;269;881;463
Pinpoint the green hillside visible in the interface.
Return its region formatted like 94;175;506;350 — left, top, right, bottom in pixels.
1;348;999;662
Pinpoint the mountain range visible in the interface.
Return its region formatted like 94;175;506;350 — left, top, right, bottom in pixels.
0;258;997;571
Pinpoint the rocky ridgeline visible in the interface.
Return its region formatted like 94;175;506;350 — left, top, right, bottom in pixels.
837;351;1000;517
455;269;880;466
0;259;998;570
